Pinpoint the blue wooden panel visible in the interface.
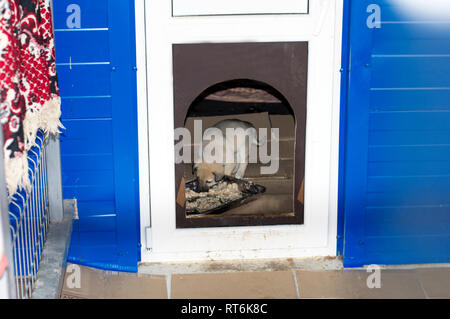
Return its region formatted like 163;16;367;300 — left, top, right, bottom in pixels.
53;0;109;29
108;1;140;270
78;215;116;233
373;40;450;56
60;119;113;154
369;145;450;162
365;206;450;237
60;97;112;119
364;235;450;266
341;0;375;267
371;57;450;88
61;154;114;171
373;24;449;41
55;30;110;62
367;191;450;207
57;65;111;96
370;111;450;131
368;161;450;176
368;176;450;193
76;200;116;217
342;0;450;267
62;169;114;189
63;184;114;201
77;231;118;264
337;0;352;255
369;129;450;146
370;90;450;111
55;0;140;272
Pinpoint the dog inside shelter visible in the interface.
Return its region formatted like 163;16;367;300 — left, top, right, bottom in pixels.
173;42;308;228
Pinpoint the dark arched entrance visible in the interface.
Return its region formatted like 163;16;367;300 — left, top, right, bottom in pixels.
173;42;308;228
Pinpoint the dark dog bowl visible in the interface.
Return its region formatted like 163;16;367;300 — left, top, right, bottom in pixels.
185;176;266;216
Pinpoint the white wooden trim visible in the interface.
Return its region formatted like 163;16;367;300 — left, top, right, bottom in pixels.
134;0;152;259
327;0;345;257
137;0;344;263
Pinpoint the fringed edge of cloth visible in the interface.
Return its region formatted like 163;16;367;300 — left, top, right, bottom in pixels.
4;154;30;196
5;96;64;195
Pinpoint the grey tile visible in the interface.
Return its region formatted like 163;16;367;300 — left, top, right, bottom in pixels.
296;270;365;298
104;273;168;299
172;271;298;299
416;268;450;299
296;270;426;299
61;264;107;299
61;264;168;299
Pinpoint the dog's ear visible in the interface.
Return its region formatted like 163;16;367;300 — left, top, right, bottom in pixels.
213;172;224;182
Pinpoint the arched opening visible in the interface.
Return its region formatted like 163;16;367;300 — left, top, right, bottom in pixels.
185;79;294;119
172;41;308;228
182;79;296;218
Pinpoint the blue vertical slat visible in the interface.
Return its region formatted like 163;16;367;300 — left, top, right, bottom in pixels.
108;0;140;271
54;0;117;268
342;0;374;267
55;0;140;271
336;0;352;256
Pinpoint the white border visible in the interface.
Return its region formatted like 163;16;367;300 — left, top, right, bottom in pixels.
172;0;309;16
136;0;344;263
135;0;151;257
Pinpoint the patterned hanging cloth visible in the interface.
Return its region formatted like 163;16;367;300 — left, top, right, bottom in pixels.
0;0;62;194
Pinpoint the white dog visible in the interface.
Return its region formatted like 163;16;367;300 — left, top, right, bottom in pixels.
193;119;262;191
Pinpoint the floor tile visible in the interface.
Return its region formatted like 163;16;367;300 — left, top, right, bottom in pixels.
61;264;168;299
296;270;365;298
415;268;450;298
296;270;426;299
171;271;298;299
357;270;425;299
61;263;107;299
104;273;168;299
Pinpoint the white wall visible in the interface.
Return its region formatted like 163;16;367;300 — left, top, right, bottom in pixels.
136;0;344;263
0;221;9;298
0;198;12;299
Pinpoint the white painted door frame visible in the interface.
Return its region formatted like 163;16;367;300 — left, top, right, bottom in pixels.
135;0;344;263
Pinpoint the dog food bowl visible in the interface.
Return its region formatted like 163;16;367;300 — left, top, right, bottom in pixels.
185;176;266;216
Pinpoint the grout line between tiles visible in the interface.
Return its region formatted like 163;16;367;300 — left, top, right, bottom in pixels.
166;274;172;299
416;275;430;299
291;269;300;299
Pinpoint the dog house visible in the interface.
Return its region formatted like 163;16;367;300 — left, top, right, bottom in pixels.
53;0;450;270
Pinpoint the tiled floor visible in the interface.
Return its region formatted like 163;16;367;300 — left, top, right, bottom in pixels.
60;259;450;299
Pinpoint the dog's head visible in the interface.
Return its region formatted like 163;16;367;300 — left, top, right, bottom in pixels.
193;162;224;192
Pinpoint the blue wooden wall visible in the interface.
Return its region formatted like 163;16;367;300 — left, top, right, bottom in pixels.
342;0;450;266
53;0;140;271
